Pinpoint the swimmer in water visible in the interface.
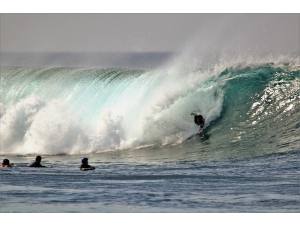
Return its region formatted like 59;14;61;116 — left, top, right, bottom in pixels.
29;155;46;168
80;158;95;171
1;159;13;168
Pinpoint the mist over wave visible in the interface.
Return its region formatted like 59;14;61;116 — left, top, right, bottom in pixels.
0;52;173;69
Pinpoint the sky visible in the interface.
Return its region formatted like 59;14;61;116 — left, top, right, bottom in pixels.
1;14;299;53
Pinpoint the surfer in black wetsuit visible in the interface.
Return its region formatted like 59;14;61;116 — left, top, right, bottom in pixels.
80;158;95;171
29;155;46;168
191;113;205;135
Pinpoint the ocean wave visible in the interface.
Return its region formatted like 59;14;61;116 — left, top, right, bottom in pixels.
1;57;299;155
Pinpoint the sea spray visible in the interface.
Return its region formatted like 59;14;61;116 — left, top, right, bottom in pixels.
0;59;299;155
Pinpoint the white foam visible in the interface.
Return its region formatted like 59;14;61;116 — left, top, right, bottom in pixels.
0;96;45;153
1;53;298;155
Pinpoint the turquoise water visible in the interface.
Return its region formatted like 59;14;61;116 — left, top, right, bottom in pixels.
0;62;299;212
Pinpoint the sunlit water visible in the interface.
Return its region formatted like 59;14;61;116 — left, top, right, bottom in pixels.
0;144;299;212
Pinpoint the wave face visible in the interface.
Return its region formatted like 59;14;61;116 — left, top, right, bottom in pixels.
0;60;300;156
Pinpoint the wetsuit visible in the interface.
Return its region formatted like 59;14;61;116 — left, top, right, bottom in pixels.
80;164;95;170
194;114;205;134
29;162;45;168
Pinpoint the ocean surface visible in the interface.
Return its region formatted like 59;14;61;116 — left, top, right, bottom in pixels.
0;56;300;212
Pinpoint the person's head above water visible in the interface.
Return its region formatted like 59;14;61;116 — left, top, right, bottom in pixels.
80;157;95;170
2;158;13;167
29;155;45;167
82;158;88;165
2;159;10;166
35;155;42;163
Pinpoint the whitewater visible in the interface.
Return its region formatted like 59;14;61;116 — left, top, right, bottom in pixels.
1;53;300;212
1;55;299;156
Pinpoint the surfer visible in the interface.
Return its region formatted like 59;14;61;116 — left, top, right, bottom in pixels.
80;158;95;171
191;113;205;135
29;155;46;168
1;159;13;168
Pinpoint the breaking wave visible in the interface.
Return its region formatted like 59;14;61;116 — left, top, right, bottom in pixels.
0;57;299;155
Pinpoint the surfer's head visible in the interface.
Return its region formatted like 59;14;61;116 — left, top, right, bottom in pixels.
35;155;42;163
2;159;10;166
194;114;205;128
82;158;88;165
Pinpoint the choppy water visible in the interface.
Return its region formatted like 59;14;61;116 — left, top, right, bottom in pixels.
0;149;299;212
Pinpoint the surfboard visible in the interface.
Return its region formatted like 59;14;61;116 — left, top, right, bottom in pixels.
80;167;95;171
186;132;210;142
